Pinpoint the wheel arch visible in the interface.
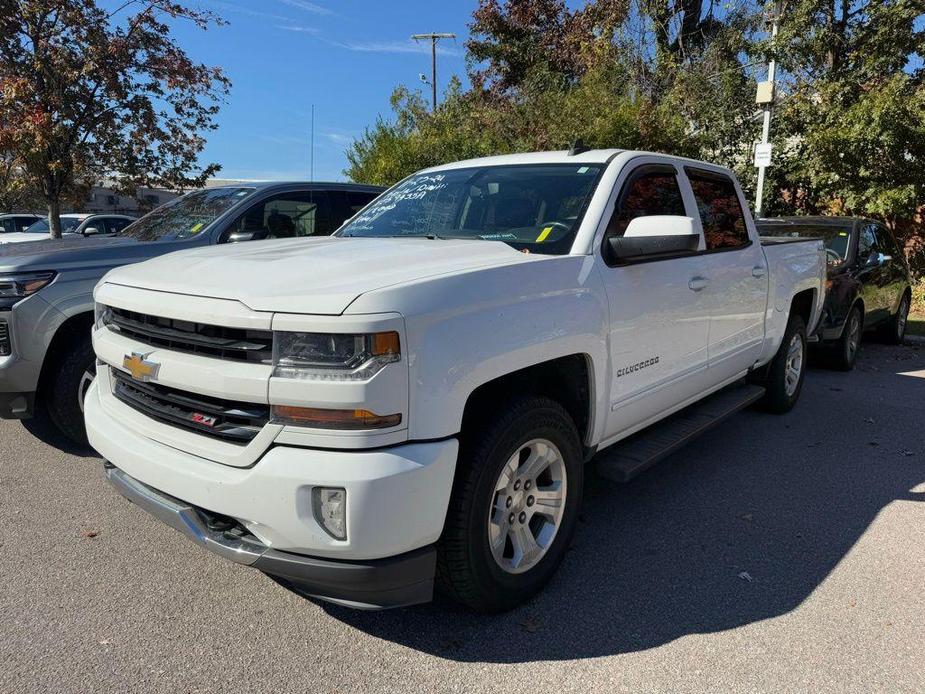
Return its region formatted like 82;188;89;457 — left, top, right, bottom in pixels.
460;354;595;452
36;311;94;401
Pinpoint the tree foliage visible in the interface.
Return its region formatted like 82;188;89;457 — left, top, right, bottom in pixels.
0;0;229;237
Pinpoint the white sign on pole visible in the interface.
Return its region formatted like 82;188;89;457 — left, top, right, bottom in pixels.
754;143;773;168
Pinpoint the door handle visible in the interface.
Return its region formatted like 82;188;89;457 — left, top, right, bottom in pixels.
688;276;710;292
752;266;767;278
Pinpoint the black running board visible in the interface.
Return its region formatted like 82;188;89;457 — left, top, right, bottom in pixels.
595;381;766;483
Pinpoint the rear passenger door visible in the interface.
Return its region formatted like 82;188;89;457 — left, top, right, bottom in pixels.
685;168;768;380
599;161;712;440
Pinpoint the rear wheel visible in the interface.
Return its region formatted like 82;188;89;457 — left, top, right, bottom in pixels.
827;305;862;371
45;332;95;446
755;313;807;414
883;293;910;345
436;396;583;612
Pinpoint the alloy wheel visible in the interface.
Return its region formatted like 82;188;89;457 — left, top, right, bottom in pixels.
487;438;567;575
784;332;804;398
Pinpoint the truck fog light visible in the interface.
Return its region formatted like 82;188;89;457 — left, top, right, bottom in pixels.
313;487;347;540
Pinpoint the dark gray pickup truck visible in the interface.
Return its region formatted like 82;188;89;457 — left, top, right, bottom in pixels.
0;181;383;443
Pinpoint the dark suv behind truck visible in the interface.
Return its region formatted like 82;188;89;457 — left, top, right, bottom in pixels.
0;182;383;443
758;216;912;369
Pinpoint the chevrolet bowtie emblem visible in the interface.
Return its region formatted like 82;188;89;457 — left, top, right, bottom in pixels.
123;352;159;382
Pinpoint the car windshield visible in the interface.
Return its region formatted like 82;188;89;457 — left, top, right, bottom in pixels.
337;164;605;255
24;217;84;234
759;222;853;265
117;187;256;242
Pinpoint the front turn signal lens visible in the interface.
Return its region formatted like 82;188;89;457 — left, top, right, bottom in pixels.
272;405;402;430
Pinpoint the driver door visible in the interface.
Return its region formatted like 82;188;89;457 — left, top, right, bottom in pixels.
598;161;712;441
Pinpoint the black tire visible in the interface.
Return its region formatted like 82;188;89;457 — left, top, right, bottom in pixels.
882;293;910;345
755;313;807;414
436;395;583;612
45;332;96;446
827;305;862;371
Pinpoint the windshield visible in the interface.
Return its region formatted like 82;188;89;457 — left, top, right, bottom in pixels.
338;164;605;255
117;187;256;242
24;217;83;234
759;222;853;265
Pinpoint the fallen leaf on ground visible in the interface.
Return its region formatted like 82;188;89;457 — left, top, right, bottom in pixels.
738;571;753;582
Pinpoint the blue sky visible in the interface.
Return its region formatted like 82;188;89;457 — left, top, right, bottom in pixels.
157;0;477;182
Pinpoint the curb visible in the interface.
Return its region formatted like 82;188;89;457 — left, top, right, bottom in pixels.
904;334;925;345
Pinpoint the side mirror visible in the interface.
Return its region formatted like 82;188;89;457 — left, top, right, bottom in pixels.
865;251;891;267
83;226;100;236
607;216;700;261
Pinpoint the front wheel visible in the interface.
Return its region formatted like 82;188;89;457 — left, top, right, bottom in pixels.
883;293;910;345
827;305;862;371
45;332;96;446
755;313;807;414
436;396;583;612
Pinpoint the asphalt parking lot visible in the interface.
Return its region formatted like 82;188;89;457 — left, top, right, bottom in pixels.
2;342;923;693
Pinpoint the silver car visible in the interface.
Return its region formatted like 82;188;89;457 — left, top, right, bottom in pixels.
0;182;383;443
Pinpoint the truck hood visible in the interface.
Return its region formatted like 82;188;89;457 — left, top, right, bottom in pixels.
102;236;540;314
0;236;189;274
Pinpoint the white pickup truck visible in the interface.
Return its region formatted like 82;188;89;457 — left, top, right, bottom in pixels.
86;150;825;611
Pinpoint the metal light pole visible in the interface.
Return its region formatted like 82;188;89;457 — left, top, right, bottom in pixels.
754;3;782;218
411;32;456;110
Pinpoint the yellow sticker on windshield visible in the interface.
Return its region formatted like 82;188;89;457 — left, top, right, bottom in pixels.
190;222;204;233
838;231;848;236
536;226;553;242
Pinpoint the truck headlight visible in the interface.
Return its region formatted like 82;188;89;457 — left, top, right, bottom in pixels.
94;303;113;330
272;331;400;380
0;271;56;298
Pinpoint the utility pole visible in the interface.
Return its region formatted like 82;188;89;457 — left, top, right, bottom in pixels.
310;103;314;183
754;3;782;218
411;32;456;110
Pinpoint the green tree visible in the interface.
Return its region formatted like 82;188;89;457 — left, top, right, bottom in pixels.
766;0;925;224
0;0;230;237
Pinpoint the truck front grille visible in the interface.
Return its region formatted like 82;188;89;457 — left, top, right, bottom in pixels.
0;320;10;356
112;369;269;444
107;307;273;363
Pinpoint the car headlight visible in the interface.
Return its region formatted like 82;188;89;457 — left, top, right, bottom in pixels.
94;302;113;330
272;331;400;381
0;271;56;298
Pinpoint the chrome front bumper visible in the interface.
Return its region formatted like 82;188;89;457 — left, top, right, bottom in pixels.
104;463;437;609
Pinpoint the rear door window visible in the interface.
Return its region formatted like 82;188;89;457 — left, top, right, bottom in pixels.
686;170;750;250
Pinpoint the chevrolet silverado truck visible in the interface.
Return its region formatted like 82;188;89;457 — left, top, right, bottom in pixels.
0;182;382;444
87;150;825;611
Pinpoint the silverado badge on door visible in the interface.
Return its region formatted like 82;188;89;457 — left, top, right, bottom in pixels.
122;353;160;382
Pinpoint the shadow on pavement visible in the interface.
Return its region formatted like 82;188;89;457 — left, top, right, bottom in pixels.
321;344;925;662
20;407;97;458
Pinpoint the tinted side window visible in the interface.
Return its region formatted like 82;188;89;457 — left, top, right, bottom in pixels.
858;224;880;260
686;170;749;250
605;169;686;241
105;218;132;234
15;218;34;232
874;225;900;258
347;191;377;215
0;219;12;233
221;191;332;243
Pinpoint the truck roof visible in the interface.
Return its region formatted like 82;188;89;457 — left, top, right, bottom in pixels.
418;149;736;175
